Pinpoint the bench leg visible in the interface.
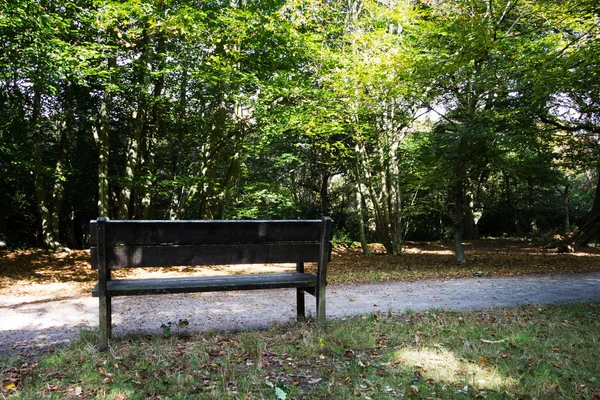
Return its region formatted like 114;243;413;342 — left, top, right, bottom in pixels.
99;295;111;351
316;287;326;324
296;288;305;321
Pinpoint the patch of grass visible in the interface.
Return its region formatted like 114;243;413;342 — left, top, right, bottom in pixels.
3;303;599;399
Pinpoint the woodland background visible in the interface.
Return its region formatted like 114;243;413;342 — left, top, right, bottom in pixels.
1;0;599;263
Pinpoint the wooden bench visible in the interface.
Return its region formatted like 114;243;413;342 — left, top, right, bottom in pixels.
90;217;333;351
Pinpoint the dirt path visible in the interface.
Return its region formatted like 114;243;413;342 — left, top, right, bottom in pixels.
2;272;600;360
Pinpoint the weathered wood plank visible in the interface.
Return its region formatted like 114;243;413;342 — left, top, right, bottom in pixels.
316;217;333;324
97;217;110;352
91;272;318;297
90;243;321;269
296;262;305;320
90;219;322;246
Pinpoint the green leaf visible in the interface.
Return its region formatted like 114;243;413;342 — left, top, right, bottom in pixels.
275;387;287;400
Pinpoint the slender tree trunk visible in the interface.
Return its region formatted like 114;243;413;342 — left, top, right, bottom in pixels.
377;143;394;253
0;197;6;247
139;137;154;220
356;142;387;247
562;184;570;234
168;70;188;220
320;173;330;216
590;166;600;220
117;33;154;220
453;137;467;264
176;145;206;220
207;127;245;219
355;177;371;256
49;80;74;243
527;177;538;235
576;166;600;246
140;37;166;220
453;181;467;264
96;57;115;219
32;85;57;248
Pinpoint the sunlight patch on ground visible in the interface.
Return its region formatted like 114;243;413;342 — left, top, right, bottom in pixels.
403;248;455;256
570;252;600;257
394;347;516;391
126;263;297;279
0;282;85;305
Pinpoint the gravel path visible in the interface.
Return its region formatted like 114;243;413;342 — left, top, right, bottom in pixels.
2;272;600;360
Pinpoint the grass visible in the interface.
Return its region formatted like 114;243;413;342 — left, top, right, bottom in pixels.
2;303;599;399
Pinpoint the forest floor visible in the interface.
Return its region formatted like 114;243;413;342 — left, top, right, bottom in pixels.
1;239;600;360
2;239;600;299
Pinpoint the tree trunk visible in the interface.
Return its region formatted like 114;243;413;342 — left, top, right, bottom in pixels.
96;57;115;219
576;166;600;246
117;33;154;220
590;166;600;220
356;142;387;248
32;84;57;248
453;137;467;264
168;69;189;220
207;129;245;219
355;179;371;256
0;199;6;248
49;80;74;243
320;173;330;216
175;145;206;220
453;182;467;264
140;37;165;220
562;184;570;234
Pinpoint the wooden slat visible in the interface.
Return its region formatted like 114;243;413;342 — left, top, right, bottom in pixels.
97;217;110;352
90;219;322;246
316;217;333;324
92;272;318;297
296;262;305;320
90;243;321;269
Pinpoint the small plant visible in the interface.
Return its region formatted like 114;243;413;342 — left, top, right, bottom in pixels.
265;379;288;400
160;319;190;338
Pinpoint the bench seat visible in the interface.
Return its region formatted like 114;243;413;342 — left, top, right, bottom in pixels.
92;272;317;297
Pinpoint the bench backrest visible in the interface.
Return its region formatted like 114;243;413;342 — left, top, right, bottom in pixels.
90;218;333;269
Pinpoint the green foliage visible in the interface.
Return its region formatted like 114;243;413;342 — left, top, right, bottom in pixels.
0;0;598;248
